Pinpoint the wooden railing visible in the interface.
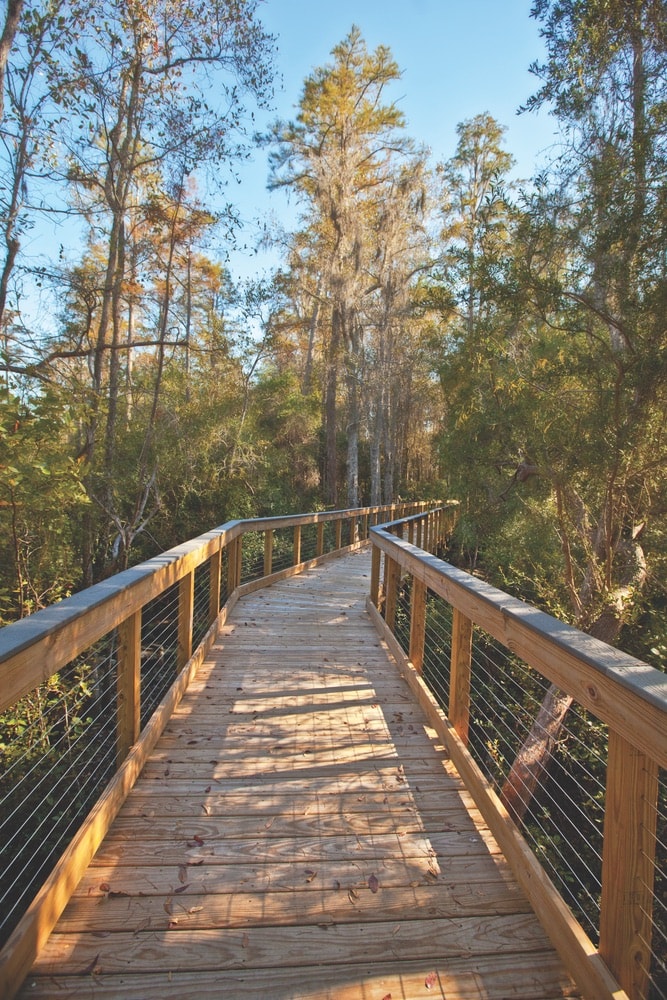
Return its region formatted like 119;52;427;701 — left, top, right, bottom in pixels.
368;512;667;1000
0;500;436;998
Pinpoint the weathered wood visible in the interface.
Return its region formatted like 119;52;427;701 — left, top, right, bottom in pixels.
450;607;473;744
14;551;578;1000
208;546;222;624
409;577;427;673
116;609;141;765
263;528;273;577
177;571;194;669
17;953;579;1000
370;527;667;769
599;730;659;1000
293;524;301;566
384;554;400;632
367;596;626;1000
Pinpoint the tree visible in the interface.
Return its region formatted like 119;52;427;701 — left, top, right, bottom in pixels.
269;27;415;506
432;3;667;821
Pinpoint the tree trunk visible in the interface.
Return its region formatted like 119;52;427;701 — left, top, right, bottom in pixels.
500;533;647;823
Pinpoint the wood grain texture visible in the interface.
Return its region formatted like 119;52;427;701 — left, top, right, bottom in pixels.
16;550;579;1000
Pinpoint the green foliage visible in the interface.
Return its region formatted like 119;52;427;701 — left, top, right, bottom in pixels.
0;388;88;621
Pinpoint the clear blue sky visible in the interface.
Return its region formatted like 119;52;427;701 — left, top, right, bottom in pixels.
225;0;558;280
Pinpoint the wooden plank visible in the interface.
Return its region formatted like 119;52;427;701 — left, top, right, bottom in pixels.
14;550;580;1000
31;913;557;976
116;609;141;765
599;730;659;999
18;952;579;1000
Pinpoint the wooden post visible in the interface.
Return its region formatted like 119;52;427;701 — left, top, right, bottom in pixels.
416;517;423;550
177;571;194;669
449;608;473;744
350;516;357;543
316;522;325;557
263;529;274;577
600;730;659;1000
408;520;415;545
335;518;342;551
116;611;141;767
409;578;427;674
209;547;222;624
227;536;242;592
362;513;369;539
293;524;302;566
384;556;400;633
370;544;381;608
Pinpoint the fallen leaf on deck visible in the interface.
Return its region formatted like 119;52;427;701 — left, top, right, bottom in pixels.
425;972;437;989
99;882;110;893
108;890;130;898
368;874;379;893
164;897;173;915
174;884;189;894
304;869;317;883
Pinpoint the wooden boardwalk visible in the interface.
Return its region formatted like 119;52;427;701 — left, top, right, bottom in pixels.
19;550;579;999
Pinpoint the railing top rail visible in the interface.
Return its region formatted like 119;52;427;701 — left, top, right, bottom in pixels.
0;502;433;714
371;524;667;769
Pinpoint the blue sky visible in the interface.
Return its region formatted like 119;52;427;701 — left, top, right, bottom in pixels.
225;0;559;280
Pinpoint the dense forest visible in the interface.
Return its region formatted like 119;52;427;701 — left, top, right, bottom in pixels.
1;0;666;675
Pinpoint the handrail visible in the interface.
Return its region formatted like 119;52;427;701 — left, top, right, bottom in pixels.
0;500;437;998
368;516;667;1000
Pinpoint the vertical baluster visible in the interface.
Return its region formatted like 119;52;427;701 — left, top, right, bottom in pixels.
600;731;658;1000
264;529;274;577
116;610;141;766
293;524;302;566
449;608;473;744
409;577;427;674
384;555;400;632
316;521;325;557
177;571;194;669
335;518;342;551
209;547;222;624
370;543;381;609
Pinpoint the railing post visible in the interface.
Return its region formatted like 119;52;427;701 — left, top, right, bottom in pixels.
350;515;357;543
293;524;301;566
409;577;427;674
209;546;222;624
370;543;381;608
177;570;194;669
384;555;400;632
449;607;473;744
227;535;242;592
600;730;659;1000
362;512;369;539
316;521;325;556
116;610;141;766
335;518;342;551
264;529;274;577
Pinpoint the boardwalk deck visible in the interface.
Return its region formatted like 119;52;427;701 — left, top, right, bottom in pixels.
18;549;580;999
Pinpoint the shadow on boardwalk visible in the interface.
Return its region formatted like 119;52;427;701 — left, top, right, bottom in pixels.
19;550;579;999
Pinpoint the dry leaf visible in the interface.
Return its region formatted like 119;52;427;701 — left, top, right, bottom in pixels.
108;890;130;898
178;865;188;884
381;994;392;1000
347;888;359;904
304;869;318;883
174;884;189;894
164;897;173;915
368;874;379;894
99;882;110;893
188;906;203;914
425;972;437;989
